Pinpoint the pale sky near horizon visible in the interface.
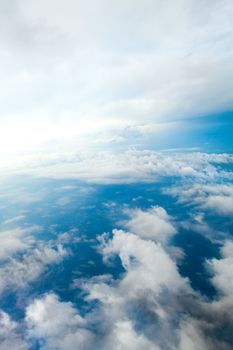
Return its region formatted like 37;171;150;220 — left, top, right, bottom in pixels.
0;0;233;154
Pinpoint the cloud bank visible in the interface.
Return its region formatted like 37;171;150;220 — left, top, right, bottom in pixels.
1;150;232;184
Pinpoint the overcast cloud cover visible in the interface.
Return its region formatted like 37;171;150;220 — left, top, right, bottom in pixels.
0;0;233;154
0;0;233;349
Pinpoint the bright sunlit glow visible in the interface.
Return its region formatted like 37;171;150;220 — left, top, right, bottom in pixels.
0;118;129;156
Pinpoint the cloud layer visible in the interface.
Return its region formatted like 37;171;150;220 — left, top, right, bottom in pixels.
0;0;233;153
24;210;233;350
0;203;232;349
1;150;232;184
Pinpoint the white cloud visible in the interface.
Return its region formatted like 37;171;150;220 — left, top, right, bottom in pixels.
168;183;233;216
1;150;232;184
125;206;176;243
0;238;67;294
208;240;233;297
0;224;69;294
82;228;190;349
204;194;233;216
178;320;210;350
0;0;233;154
26;225;188;350
0;311;28;350
26;293;94;350
21;217;233;350
26;293;159;350
106;320;159;350
0;226;39;261
100;229;186;295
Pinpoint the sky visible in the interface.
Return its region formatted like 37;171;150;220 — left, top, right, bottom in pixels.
0;1;233;350
0;0;233;155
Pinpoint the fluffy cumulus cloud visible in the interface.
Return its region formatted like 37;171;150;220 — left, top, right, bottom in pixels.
0;203;231;349
0;225;68;294
0;311;28;350
168;183;233;216
0;154;232;349
9;207;228;350
125;206;176;243
26;291;159;350
204;191;233;215
26;293;94;350
0;226;38;260
208;240;233;297
25;226;188;350
0;242;67;294
96;229;186;297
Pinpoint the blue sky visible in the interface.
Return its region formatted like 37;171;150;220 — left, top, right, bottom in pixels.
0;1;233;350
